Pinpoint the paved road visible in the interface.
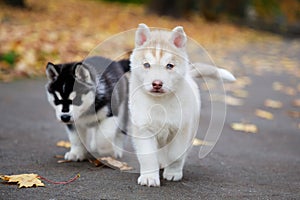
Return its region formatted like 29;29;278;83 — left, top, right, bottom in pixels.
1;43;300;199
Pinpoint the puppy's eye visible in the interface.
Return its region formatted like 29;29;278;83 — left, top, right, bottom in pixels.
166;63;174;70
143;62;151;69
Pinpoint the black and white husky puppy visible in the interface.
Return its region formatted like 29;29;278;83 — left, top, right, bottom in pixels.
46;56;129;161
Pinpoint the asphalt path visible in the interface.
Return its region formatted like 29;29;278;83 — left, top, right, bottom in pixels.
0;47;300;199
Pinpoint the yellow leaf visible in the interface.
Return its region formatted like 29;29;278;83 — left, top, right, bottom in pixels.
99;157;133;171
56;140;71;149
192;138;212;146
232;89;248;98
272;82;284;91
287;111;300;118
57;159;72;164
236;76;252;87
88;159;105;167
292;99;300;107
264;99;283;109
255;109;274;120
210;94;243;106
284;87;296;96
231;123;258;133
225;95;244;106
0;174;44;188
54;155;64;159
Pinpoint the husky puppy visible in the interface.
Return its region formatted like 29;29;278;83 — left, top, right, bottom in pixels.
46;56;129;161
129;24;236;187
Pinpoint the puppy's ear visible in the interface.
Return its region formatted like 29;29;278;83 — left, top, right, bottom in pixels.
46;62;59;81
171;26;187;48
75;63;93;85
135;23;150;47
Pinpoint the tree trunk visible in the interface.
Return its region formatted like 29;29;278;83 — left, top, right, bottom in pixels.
4;0;26;8
147;0;195;18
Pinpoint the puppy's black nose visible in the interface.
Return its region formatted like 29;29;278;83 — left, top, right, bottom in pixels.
152;80;163;90
61;115;71;123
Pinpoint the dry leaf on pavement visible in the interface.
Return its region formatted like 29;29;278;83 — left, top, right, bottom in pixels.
231;123;258;133
287;111;300;118
272;82;284;91
225;96;244;106
99;157;133;171
255;109;274;120
56;140;71;149
232;89;248;98
88;158;105;167
264;99;283;109
284;87;296;96
57;159;72;164
210;94;244;106
192;138;212;146
0;174;45;188
292;99;300;107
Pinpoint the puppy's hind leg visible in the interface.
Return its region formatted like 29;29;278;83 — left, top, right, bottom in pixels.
163;156;186;181
113;100;129;158
95;117;122;158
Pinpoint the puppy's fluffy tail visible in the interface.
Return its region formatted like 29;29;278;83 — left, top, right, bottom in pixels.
190;63;236;82
118;59;131;73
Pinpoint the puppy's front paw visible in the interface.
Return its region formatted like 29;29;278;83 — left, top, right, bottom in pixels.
138;173;160;187
64;150;86;161
113;148;123;159
163;170;183;181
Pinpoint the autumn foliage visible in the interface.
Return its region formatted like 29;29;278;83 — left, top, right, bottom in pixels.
0;0;269;82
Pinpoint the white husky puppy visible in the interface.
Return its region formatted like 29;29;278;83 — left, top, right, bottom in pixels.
129;24;204;187
129;24;236;187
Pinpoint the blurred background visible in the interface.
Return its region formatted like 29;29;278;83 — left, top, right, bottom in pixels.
0;2;299;197
0;0;299;81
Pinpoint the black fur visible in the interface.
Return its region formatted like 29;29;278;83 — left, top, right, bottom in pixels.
46;56;130;119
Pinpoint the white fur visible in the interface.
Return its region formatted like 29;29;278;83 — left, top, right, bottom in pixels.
65;113;123;161
129;24;201;187
190;62;236;82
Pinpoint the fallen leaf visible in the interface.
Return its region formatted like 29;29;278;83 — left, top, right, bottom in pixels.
264;99;283;109
232;89;248;98
57;159;72;164
236;76;252;87
272;82;284;91
284;87;296;96
231;123;258;133
99;157;133;171
88;158;105;167
54;155;72;163
210;94;243;106
292;99;300;107
287;111;300;118
192;138;212;146
0;174;44;188
54;155;64;159
255;109;274;120
56;140;71;149
225;96;244;106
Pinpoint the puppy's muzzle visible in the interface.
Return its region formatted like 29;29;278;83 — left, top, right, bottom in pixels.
60;114;71;123
151;80;165;94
